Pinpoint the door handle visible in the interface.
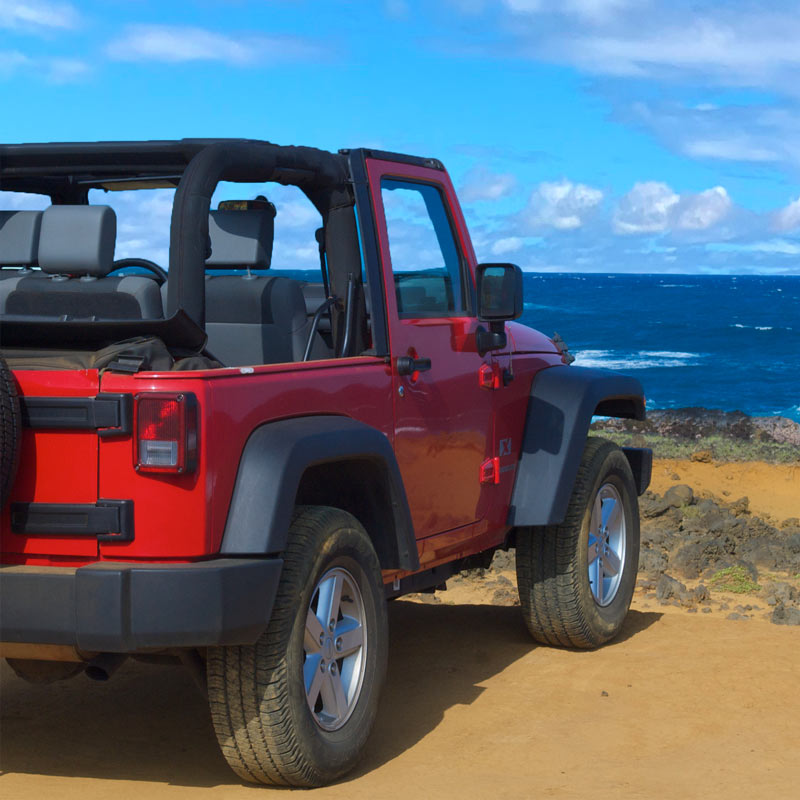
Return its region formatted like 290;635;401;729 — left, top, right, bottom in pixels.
396;356;432;376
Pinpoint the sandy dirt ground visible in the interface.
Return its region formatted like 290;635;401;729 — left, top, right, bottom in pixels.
2;595;799;799
2;461;799;799
649;458;800;523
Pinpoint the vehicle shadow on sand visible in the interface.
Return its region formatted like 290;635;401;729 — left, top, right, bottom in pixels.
350;603;661;779
0;605;660;788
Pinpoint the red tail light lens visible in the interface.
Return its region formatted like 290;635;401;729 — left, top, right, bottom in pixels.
134;393;198;473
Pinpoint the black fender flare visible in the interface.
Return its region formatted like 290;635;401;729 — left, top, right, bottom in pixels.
508;366;647;527
220;415;418;571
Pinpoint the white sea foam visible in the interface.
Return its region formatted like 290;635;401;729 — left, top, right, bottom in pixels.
640;351;699;359
777;405;800;423
731;323;779;331
574;349;703;370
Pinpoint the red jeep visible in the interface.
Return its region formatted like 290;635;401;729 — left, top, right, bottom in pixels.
0;139;650;786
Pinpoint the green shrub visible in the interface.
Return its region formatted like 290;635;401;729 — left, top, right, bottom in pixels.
709;566;761;594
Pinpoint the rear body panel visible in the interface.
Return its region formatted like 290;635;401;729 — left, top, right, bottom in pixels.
2;357;395;565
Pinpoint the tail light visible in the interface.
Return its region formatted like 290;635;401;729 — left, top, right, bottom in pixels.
134;393;198;474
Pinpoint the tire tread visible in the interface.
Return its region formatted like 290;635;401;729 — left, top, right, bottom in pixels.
516;437;633;649
207;506;381;787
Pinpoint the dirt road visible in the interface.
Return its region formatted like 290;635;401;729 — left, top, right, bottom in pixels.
2;595;798;799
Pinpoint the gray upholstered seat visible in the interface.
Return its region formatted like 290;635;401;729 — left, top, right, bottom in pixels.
0;210;45;312
0;205;163;320
0;210;42;268
203;208;313;366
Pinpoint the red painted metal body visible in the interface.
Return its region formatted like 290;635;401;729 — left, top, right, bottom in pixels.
1;159;563;581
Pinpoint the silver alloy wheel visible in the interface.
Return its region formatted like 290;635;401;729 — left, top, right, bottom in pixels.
587;482;626;607
303;566;367;731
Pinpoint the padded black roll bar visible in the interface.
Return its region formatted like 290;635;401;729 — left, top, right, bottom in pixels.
166;141;350;327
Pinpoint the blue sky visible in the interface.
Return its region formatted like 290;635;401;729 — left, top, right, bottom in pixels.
1;0;799;274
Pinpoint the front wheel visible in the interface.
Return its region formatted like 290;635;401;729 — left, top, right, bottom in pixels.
207;506;388;787
516;437;640;648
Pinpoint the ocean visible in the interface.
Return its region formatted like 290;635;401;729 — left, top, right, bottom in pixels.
518;274;799;423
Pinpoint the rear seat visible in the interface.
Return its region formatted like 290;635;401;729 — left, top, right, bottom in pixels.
0;206;163;320
202;208;316;366
0;210;44;311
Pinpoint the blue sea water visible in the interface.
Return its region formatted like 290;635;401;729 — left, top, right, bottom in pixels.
278;270;799;423
518;274;800;423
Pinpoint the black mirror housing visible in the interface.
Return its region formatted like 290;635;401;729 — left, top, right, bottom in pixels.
475;263;523;322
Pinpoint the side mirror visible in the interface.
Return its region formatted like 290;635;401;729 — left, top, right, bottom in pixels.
476;263;523;322
475;263;523;356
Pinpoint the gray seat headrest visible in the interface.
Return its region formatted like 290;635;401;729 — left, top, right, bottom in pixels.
206;208;275;269
38;205;116;276
0;210;43;266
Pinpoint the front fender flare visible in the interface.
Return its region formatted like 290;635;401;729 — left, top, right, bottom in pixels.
508;366;646;527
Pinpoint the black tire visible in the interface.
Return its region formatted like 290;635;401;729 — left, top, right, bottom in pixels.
207;506;388;787
0;356;22;509
516;437;640;649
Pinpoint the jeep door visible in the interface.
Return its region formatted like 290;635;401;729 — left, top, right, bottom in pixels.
367;158;496;540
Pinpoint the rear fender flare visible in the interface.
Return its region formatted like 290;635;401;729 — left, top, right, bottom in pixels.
508;366;646;527
220;416;418;571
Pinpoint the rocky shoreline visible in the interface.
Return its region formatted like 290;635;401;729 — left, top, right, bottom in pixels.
411;479;800;627
591;407;800;462
636;483;799;625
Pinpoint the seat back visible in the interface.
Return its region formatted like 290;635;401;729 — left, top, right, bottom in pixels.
203;208;310;366
0;210;42;268
1;206;163;320
0;210;44;312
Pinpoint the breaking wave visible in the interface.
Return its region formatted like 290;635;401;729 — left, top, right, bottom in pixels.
573;350;704;370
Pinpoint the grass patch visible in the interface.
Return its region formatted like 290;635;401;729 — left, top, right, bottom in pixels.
589;430;800;464
710;566;761;594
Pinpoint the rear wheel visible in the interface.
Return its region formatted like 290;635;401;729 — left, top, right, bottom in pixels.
516;437;640;648
0;356;22;509
207;506;388;787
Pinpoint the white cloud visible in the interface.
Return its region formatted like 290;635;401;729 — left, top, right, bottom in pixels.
682;137;781;164
444;3;800;183
505;0;637;23
738;239;800;256
559;19;800;84
0;190;51;210
0;48;87;82
460;166;517;203
447;4;800;98
773;197;800;233
273;200;319;229
613;182;678;234
628;100;800;170
673;186;731;231
521;179;603;231
98;189;175;266
491;236;524;255
107;25;322;66
0;0;79;33
0;49;31;78
614;181;732;235
44;57;89;83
